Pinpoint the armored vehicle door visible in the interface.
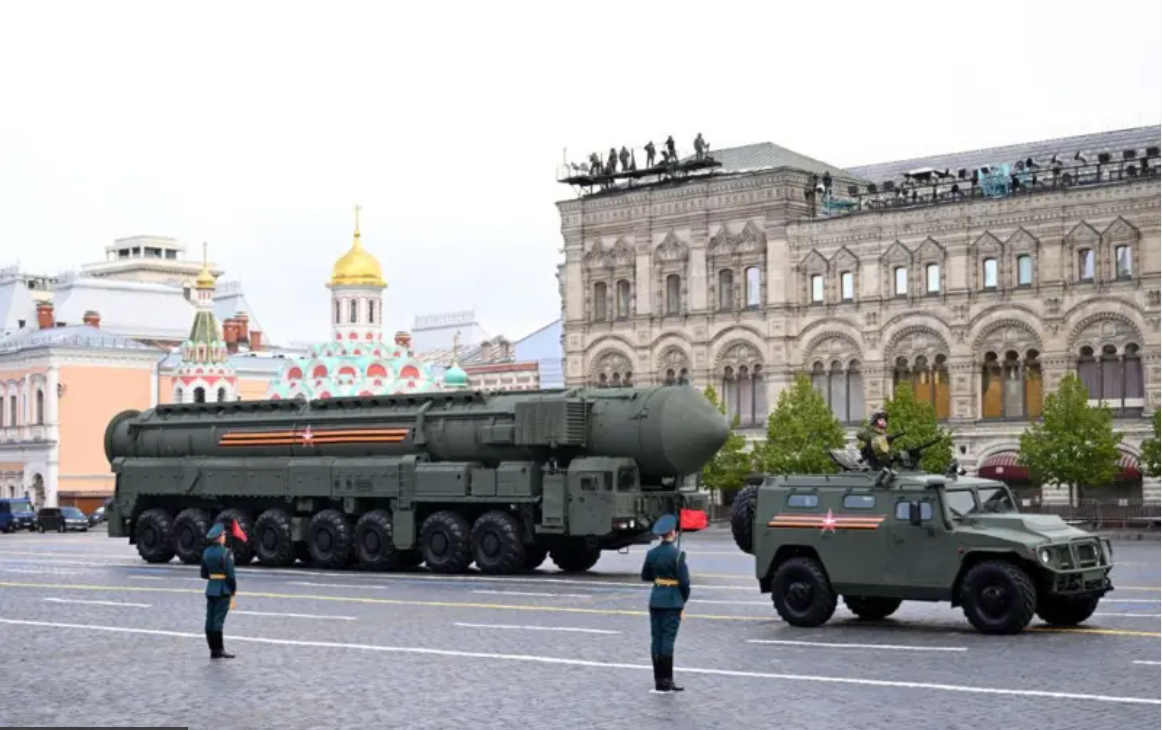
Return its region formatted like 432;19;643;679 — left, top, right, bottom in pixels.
566;457;617;537
885;491;961;599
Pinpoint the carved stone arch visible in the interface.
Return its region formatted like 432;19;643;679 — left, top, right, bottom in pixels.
1005;228;1041;288
708;222;767;312
582;240;608;267
655;345;692;384
802;332;863;368
708;323;767;347
714;338;764;374
880;240;912;263
609;237;635;268
915;237;946;295
966;302;1042;343
799;249;829;304
829;246;860;302
708;225;734;256
587;333;638;352
654;232;688;263
1103;216;1140;282
967;232;1004;291
884;324;951;364
1064;221;1101;283
1006;227;1040;252
972;318;1044;359
654;232;689;316
1067;311;1144;354
735;221;766;254
588;347;635;386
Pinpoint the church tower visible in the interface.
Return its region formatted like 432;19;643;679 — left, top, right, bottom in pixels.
174;243;237;403
328;204;386;344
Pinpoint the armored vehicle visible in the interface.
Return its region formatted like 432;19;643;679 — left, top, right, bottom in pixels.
105;386;726;575
730;442;1114;635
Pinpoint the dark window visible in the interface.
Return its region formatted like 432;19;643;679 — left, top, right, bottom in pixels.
786;494;819;508
895;501;933;521
842;494;876;509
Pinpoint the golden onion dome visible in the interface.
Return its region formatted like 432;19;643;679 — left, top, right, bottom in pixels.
329;205;386;288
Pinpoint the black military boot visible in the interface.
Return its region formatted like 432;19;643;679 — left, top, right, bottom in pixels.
662;656;683;692
206;631;216;657
216;632;235;659
651;654;666;692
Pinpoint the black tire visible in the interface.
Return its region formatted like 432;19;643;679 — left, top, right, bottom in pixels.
471;511;526;575
1035;594;1100;626
843;595;903;620
37;525;45;533
306;509;353;569
253;508;296;567
959;560;1037;635
57;524;65;533
524;543;548;571
213;508;255;565
731;484;759;555
353;509;411;571
549;544;602;573
771;556;837;627
420;510;472;574
173;508;212;565
135;508;176;564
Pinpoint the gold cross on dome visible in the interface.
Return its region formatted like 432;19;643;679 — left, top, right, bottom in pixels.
354;204;362;234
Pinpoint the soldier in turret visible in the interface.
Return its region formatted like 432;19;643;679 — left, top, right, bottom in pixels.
200;522;239;659
640;513;690;692
856;409;893;470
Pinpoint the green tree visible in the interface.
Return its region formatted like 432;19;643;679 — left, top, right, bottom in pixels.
1017;372;1123;506
877;383;955;474
699;385;753;492
1137;409;1160;479
753;373;846;475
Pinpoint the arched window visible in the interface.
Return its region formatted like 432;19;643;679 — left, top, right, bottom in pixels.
334;300;341;324
718;269;734;310
663;367;689;386
721;364;764;427
349;300;358;324
745;266;761;308
217;387;227;402
810;274;824;303
174;387;183;404
665;274;681;315
9;395;16;426
194;387;206;404
895;355;949;418
35;389;44;425
1079;343;1144;416
982;349;1042;419
368;300;376;324
615;280;631;319
811;360;864;423
592;282;607;321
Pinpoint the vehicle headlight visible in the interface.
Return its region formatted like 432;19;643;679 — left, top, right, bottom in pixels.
1039;548;1053;565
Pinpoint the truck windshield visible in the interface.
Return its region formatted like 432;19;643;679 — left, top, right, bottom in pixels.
945;487;1017;518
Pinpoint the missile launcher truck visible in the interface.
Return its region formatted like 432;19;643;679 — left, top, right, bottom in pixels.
104;385;729;575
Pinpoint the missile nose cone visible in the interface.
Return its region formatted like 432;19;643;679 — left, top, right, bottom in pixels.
660;387;731;475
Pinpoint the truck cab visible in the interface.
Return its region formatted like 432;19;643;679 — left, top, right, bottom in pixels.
731;447;1114;635
0;498;37;533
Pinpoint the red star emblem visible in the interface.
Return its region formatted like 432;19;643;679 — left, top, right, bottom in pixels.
820;509;837;533
300;426;313;444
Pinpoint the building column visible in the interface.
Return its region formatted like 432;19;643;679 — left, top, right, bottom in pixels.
46;364;59;425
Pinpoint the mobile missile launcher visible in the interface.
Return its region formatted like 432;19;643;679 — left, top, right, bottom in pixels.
105;385;727;575
730;441;1114;635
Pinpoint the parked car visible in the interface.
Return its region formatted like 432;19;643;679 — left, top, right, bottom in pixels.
36;506;90;533
0;498;37;533
88;497;113;526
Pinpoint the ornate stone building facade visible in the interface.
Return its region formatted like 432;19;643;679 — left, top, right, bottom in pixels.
557;127;1161;501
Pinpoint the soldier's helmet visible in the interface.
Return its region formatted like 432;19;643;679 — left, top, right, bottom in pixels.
869;409;889;427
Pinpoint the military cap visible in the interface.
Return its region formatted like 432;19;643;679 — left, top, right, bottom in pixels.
652;513;678;536
206;522;225;540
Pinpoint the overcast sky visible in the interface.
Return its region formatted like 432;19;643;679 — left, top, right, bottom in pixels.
1;0;1159;347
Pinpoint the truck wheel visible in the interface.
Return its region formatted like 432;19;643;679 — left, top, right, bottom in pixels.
173;508;211;564
421;510;472;573
524;543;549;571
959;560;1037;634
1035;594;1100;626
135;508;176;564
354;510;410;571
549;544;601;573
213;508;255;565
843;595;902;620
307;509;353;569
253;508;296;567
731;484;759;555
471;511;526;575
771;556;837;627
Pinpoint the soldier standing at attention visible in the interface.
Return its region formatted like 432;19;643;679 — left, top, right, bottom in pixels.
200;522;238;659
640;513;690;693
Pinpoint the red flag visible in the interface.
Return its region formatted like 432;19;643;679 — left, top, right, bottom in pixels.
679;508;708;532
230;519;248;543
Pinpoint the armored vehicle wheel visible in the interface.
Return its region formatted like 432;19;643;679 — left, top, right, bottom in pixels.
549;544;601;573
524;544;549;571
213;508;255;565
253;508;296;567
1035;594;1100;627
843;595;903;621
173;508;212;564
420;510;472;574
730;484;759;555
959;560;1037;635
307;509;354;569
471;511;526;575
771;556;837;627
135;508;176;564
354;510;412;571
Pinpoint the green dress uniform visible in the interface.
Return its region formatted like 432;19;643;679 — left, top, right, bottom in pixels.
200;523;237;659
640;513;690;692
